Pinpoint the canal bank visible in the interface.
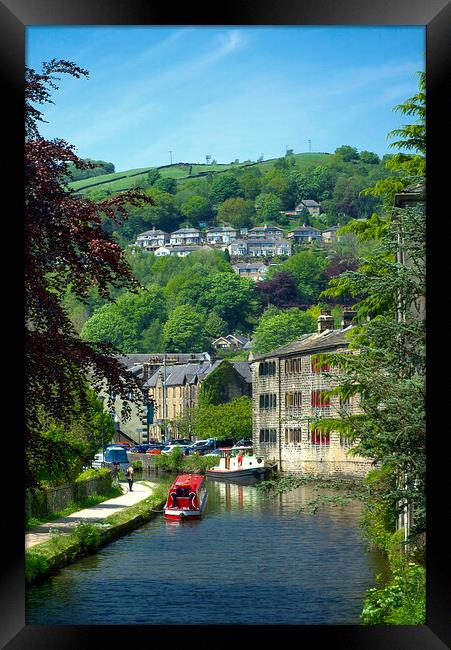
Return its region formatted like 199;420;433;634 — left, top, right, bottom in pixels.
26;474;388;625
25;479;167;584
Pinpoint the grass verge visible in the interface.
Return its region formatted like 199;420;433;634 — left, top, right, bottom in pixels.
26;485;123;530
25;482;167;585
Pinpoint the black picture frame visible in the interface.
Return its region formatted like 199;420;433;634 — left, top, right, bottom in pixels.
2;0;450;647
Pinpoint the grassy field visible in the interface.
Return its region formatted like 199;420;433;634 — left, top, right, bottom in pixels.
67;152;331;195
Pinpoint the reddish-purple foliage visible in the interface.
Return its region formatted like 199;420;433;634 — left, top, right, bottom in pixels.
25;60;154;465
255;271;305;309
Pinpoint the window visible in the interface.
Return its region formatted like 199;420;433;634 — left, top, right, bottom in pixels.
285;392;302;408
311;390;330;408
259;393;277;410
311;356;331;373
285;357;301;374
259;361;276;376
310;428;330;445
259;428;277;443
285;428;302;443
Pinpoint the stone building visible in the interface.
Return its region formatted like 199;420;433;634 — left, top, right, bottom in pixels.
229;238;292;257
145;359;252;440
103;354;210;444
135;228;170;250
232;262;268;281
251;310;372;477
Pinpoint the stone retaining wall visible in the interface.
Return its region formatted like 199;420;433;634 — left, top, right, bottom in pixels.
128;453;158;470
25;472;114;521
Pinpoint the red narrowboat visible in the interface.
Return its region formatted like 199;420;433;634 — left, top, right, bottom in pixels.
163;474;208;520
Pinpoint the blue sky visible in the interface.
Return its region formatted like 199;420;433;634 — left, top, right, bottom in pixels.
26;26;425;172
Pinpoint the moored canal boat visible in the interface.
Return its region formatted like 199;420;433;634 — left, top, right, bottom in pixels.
164;474;208;520
206;447;271;483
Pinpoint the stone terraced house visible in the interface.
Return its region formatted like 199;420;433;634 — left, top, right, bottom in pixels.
145;359;252;440
251;310;372;477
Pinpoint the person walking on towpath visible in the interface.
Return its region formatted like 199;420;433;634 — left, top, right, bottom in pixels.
125;465;134;492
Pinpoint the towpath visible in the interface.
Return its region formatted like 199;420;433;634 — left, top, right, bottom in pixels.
25;480;156;549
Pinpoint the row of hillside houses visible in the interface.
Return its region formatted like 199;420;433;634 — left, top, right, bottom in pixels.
134;223;340;258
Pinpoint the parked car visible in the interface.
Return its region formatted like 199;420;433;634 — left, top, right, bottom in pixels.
232;439;253;449
161;443;192;455
129;444;154;453
186;439;235;456
184;439;210;455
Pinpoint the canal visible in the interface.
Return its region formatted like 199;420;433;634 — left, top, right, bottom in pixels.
26;475;387;625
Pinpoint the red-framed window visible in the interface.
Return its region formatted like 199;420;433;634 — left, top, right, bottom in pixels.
311;390;330;408
311;356;331;373
311;428;330;445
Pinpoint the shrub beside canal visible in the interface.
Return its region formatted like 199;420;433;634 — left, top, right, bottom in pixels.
154;447;220;474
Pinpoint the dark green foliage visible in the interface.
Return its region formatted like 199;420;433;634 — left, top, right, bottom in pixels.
193;396;252;441
66;159;115;182
252;307;317;354
361;560;425;624
334;145;360;162
209;173;243;205
198;360;244;406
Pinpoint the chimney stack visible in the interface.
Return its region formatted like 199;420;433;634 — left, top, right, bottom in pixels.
142;362;152;381
341;308;357;329
317;309;334;333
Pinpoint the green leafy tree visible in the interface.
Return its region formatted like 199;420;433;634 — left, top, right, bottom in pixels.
162;305;207;352
197;272;258;330
180;195;213;223
209;173;243;205
153;176;177;194
27;389;115;486
140;319;165;352
359;150;380;165
334;145;360;162
145;168;162;186
269;251;328;306
216;197;256;229
193;396;252;441
254;192;284;223
81;286;165;352
252;307;317;354
238;169;263;200
204;311;228;339
362;72;425;205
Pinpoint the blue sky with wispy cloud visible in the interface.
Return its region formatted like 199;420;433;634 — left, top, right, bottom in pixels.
26;26;425;171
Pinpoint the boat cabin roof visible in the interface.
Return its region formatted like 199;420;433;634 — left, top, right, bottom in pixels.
169;474;204;491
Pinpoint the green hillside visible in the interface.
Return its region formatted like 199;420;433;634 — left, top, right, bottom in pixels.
67;152;331;195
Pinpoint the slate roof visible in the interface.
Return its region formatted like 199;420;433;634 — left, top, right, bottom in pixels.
171;228;200;234
144;362;212;388
292;225;321;233
231;361;252;383
297;199;320;207
233;262;267;269
137;229;168;237
251;327;354;361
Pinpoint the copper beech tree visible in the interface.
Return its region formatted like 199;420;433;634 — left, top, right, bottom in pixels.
25;60;153;483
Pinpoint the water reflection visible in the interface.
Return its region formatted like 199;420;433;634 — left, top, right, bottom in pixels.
26;474;387;626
